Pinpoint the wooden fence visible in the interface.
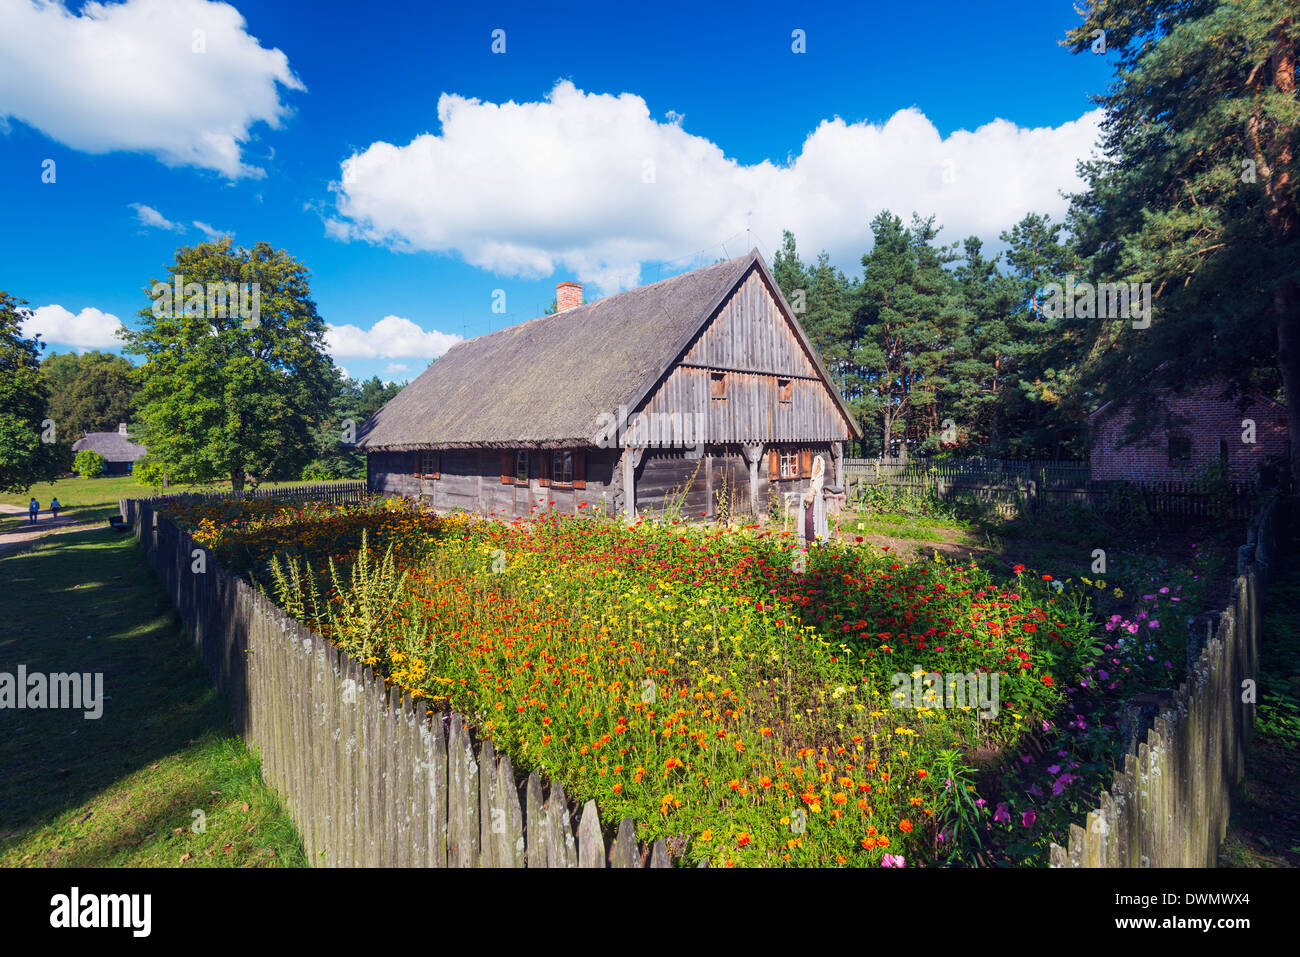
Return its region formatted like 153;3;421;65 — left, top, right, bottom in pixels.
130;480;368;508
120;497;671;868
1049;494;1281;867
843;460;1258;522
844;457;1091;489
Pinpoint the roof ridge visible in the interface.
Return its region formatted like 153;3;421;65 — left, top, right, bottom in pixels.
450;251;756;350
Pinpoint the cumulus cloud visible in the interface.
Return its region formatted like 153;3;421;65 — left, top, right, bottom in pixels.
326;315;461;361
329;81;1103;293
23;304;127;350
129;202;185;232
0;0;304;178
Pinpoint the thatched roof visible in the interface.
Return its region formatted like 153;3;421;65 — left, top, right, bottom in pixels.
72;429;147;462
355;249;860;450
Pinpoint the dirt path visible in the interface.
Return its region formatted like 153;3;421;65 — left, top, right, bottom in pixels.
0;515;100;553
838;530;1001;566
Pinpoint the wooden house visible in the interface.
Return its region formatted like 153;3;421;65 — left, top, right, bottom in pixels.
71;423;147;476
355;249;862;519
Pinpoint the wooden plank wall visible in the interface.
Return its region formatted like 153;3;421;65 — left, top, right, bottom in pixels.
367;449;621;518
629;444;833;519
120;497;671;868
642;270;852;445
1049;496;1278;867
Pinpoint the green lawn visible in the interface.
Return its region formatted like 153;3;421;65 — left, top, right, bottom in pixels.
1;475;359;536
0;526;305;867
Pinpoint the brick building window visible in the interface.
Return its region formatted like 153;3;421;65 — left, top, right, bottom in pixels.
1168;435;1192;467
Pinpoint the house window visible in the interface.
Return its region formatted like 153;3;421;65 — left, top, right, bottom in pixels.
421;450;440;479
551;450;573;485
710;371;727;399
515;450;529;484
1168;435;1192;467
780;450;798;478
778;378;792;403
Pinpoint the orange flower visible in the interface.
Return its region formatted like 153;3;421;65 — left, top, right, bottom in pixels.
737;832;751;847
899;819;913;833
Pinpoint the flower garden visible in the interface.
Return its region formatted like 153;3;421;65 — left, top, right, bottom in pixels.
163;495;1217;867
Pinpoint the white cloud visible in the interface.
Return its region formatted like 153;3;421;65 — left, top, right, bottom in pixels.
0;0;304;178
329;81;1103;293
192;220;231;240
24;304;126;350
326;315;461;361
130;202;184;231
383;362;410;375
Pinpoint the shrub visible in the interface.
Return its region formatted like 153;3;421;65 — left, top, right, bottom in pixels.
73;449;106;478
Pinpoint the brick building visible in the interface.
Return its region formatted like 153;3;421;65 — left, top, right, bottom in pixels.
1088;381;1289;483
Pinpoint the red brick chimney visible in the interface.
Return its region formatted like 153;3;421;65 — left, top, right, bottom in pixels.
556;281;583;312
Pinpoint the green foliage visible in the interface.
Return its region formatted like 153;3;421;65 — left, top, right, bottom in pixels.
133;457;168;488
772;211;1087;461
0;292;67;494
41;350;136;440
1063;0;1299;482
121;239;337;493
303;371;406;481
73;449;106;478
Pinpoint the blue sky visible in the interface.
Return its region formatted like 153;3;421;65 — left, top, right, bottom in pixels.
0;0;1113;383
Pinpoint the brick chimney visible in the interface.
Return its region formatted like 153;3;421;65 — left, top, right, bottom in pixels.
556;281;583;312
117;422;128;436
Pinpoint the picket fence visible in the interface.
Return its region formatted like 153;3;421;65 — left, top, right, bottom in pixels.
119;496;672;868
843;459;1258;521
844;457;1090;489
1049;495;1280;867
136;480;368;508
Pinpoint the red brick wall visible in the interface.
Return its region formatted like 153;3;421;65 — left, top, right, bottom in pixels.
1090;382;1288;482
556;281;583;312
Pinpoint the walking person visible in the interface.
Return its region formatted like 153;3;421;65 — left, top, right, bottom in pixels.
28;497;39;525
50;497;61;520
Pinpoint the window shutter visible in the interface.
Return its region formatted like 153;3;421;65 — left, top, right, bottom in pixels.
573;449;586;489
539;451;551;487
800;448;812;478
769;449;779;480
501;451;512;484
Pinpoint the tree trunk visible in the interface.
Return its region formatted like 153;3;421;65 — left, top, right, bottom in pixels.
231;468;245;495
1275;280;1300;491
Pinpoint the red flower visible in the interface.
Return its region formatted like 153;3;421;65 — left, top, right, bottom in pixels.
737;832;751;847
1041;675;1054;686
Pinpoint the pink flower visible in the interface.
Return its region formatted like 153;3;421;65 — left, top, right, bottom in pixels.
993;803;1011;823
881;854;906;868
1022;809;1037;828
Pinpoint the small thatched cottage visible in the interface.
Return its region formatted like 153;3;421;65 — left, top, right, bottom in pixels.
355;249;862;519
71;423;147;476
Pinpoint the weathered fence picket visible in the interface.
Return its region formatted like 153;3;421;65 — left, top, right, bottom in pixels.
1051;495;1279;867
120;497;670;868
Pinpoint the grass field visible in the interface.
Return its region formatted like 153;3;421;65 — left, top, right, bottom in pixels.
0;475;359;536
0;526;305;867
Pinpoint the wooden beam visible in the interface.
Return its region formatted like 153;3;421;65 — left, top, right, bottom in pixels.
705;450;714;519
741;444;764;520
